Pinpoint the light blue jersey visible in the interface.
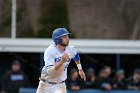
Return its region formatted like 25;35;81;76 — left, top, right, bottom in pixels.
41;44;78;82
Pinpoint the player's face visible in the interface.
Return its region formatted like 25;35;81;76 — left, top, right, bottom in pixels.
61;35;69;46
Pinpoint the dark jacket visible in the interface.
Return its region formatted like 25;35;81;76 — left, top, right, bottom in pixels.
126;77;140;90
112;78;127;89
84;76;96;89
95;76;112;90
1;70;29;93
66;77;84;90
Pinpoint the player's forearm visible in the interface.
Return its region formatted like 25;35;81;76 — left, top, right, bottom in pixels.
54;60;64;71
75;60;86;81
46;62;64;75
75;60;82;70
54;53;68;71
46;53;68;74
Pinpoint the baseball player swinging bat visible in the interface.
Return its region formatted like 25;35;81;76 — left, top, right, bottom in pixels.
36;28;86;93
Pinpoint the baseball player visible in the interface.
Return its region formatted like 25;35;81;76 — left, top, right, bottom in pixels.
36;28;86;93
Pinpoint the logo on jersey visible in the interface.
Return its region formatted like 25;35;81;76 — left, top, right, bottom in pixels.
55;57;71;62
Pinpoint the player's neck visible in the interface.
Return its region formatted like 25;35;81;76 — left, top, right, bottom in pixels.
56;44;66;52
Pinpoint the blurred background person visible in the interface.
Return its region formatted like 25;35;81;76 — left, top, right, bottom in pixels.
127;69;140;90
112;70;127;89
1;60;30;93
84;68;96;89
95;68;112;90
66;68;84;91
104;66;112;76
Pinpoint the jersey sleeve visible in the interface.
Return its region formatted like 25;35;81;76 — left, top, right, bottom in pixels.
44;49;55;67
70;46;80;61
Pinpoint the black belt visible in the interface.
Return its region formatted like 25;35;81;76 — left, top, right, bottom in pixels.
40;78;65;84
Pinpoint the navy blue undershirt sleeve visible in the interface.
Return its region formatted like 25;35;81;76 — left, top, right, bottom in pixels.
73;53;80;62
